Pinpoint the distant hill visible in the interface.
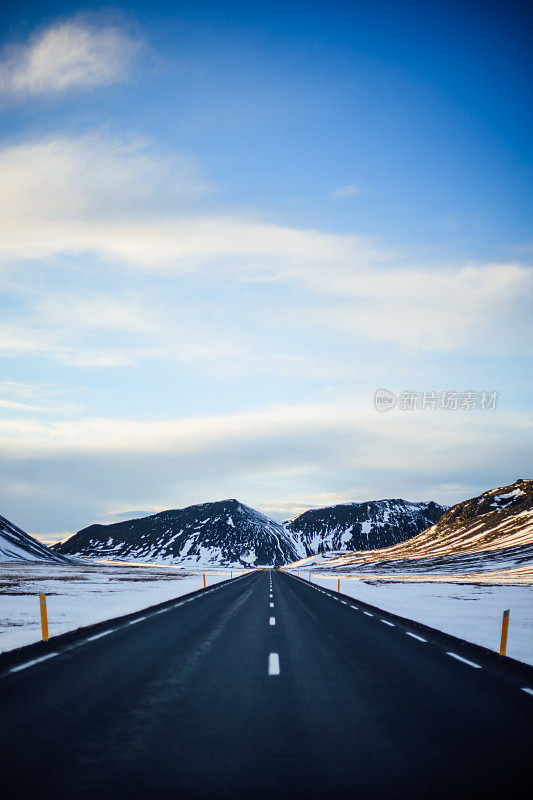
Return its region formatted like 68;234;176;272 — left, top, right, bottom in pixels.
289;479;533;575
285;499;446;556
54;495;448;567
53;499;299;567
0;514;69;563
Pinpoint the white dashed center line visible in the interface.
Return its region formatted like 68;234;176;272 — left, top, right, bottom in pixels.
406;632;426;642
521;688;533;696
128;616;147;625
269;602;274;608
381;620;395;627
268;652;280;675
363;611;373;617
446;652;481;668
269;617;276;626
10;653;59;673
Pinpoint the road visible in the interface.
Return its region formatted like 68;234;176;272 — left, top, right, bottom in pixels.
1;570;532;799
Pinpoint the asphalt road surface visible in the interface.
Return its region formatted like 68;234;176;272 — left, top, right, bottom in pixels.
1;570;532;800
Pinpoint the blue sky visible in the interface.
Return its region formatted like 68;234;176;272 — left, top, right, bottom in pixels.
0;1;531;540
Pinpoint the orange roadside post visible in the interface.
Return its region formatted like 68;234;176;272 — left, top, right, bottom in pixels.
500;609;510;655
337;579;340;593
203;573;206;589
39;592;49;642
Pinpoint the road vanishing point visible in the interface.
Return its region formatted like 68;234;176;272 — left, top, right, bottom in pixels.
1;570;532;799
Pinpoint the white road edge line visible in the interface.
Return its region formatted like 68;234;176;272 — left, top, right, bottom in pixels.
269;617;276;626
268;652;280;676
381;620;395;626
406;632;426;642
521;688;533;696
446;652;481;668
86;630;115;642
10;653;59;673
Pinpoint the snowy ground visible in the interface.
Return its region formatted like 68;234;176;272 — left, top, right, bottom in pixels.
0;560;241;653
307;574;533;666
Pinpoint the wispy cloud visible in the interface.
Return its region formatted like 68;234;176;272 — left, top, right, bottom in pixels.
0;16;141;96
0;132;367;269
0;402;529;534
288;262;532;352
0;132;531;364
332;183;360;198
0;380;82;415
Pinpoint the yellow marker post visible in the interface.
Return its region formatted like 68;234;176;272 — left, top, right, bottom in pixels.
500;609;510;655
203;573;206;589
39;592;49;642
337;579;340;593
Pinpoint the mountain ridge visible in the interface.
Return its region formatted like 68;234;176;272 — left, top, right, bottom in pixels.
284;498;446;556
0;513;70;563
53;498;299;567
53;495;448;567
288;479;533;574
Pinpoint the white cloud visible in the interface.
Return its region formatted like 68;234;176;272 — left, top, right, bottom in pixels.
0;134;207;228
0;286;247;368
333;184;360;198
0;400;527;462
0;402;530;534
0;134;374;270
0;380;81;416
0;132;531;358
293;262;532;351
0;16;141;96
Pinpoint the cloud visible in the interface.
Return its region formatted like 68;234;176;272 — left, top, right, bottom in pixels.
0;132;531;359
0;16;141;96
0;380;82;415
333;184;360;198
292;262;532;352
0;134;208;229
0;287;246;368
0;133;374;270
0;402;530;535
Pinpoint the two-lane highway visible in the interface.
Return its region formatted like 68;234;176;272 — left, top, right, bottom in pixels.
1;570;532;799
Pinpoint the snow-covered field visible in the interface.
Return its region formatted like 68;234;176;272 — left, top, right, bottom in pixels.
0;560;239;653
308;574;533;665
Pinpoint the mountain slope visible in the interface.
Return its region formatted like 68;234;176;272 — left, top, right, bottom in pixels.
289;479;533;575
285;499;446;556
54;499;299;567
0;514;69;562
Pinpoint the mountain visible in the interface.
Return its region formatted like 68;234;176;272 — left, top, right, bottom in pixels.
289;479;533;576
0;514;70;562
285;499;446;557
53;499;299;567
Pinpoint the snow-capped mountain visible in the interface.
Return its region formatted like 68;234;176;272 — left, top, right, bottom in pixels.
290;479;533;576
0;514;69;562
53;499;300;567
285;499;446;557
